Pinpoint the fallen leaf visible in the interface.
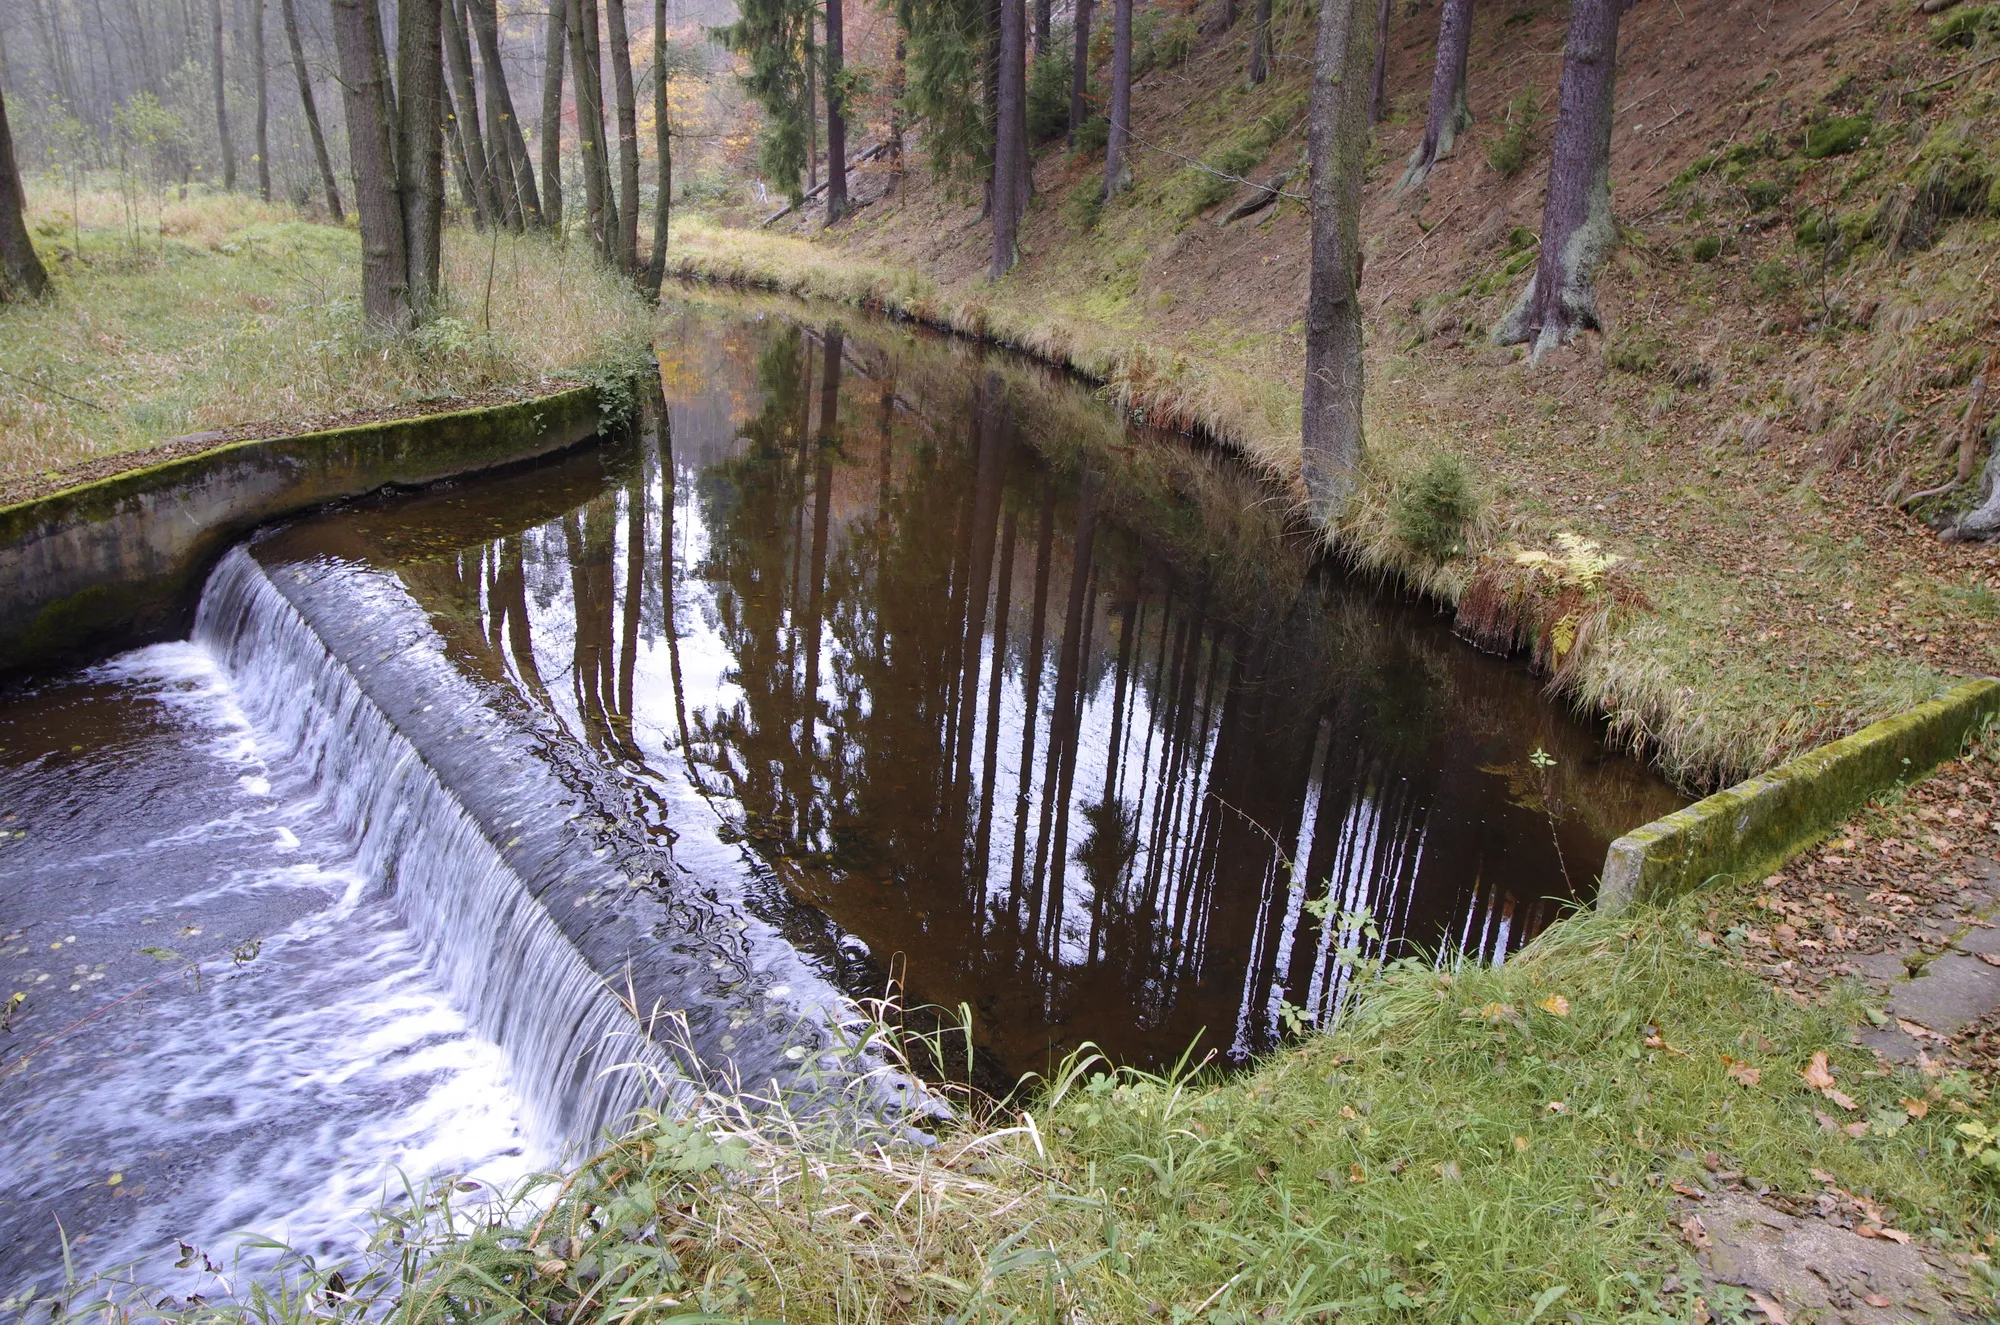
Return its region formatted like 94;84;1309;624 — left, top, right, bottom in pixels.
1538;993;1570;1017
1435;1159;1461;1181
1512;1135;1529;1151
1338;1105;1358;1120
1863;1294;1891;1308
1877;1227;1911;1245
1856;1224;1880;1239
1723;1056;1762;1087
1677;1215;1711;1249
1979;952;2000;968
1670;1181;1706;1199
1898;1018;1946;1041
1348;1163;1366;1184
1545;1100;1567;1114
1843;1121;1870;1138
1802;1052;1836;1092
1825;1087;1860;1112
1902;1097;1930;1119
1745;1288;1789;1324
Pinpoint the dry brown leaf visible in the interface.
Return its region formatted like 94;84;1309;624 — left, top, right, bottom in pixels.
1825;1087;1860;1112
1864;1294;1892;1308
1978;952;2000;969
1348;1164;1366;1184
1538;993;1570;1017
1843;1121;1870;1138
1678;1214;1711;1249
1723;1056;1762;1087
1902;1096;1930;1119
1745;1287;1789;1324
1802;1052;1837;1092
1876;1227;1911;1245
1670;1181;1706;1199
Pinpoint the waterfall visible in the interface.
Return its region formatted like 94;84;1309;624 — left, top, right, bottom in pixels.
192;547;683;1149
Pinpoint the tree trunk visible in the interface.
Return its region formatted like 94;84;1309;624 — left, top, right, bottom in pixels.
328;0;411;330
991;0;1024;275
249;0;271;199
0;89;51;300
397;0;446;315
567;0;611;255
210;0;235;188
539;0;567;231
1248;0;1271;85
1302;0;1372;518
805;12;819;193
823;0;848;224
1033;0;1049;53
442;0;495;226
1102;0;1131;199
443;79;486;224
1494;0;1622;361
604;0;640;269
279;0;343;218
890;28;906;171
1368;0;1390;124
1067;0;1092;146
642;0;670;297
468;0;540;226
1397;0;1471;191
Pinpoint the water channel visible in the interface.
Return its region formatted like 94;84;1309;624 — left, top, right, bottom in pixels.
0;298;1682;1295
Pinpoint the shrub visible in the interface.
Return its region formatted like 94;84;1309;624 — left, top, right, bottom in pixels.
1072;114;1110;156
1752;258;1796;296
1392;453;1480;564
1801;115;1872;159
1066;178;1104;230
1484;85;1541;178
1741;178;1786;211
1931;4;1999;48
1027;33;1074;144
1692;235;1722;262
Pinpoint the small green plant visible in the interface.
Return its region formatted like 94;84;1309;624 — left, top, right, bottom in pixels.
1752;258;1796;296
1931;4;1999;48
1692;235;1722;263
1485;85;1542;178
1026;36;1074;144
1741;179;1786;211
1801;115;1872;160
1066;178;1104;230
1071;113;1110;156
1391;453;1480;564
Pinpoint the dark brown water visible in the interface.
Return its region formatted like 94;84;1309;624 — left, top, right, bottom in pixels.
252;301;1682;1075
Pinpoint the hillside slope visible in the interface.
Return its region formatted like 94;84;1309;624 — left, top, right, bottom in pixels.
673;0;2000;791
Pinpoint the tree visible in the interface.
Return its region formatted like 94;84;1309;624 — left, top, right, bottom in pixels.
467;0;541;226
642;0;670;297
442;0;496;226
990;0;1023;275
1067;0;1092;144
605;0;641;268
539;0;567;230
823;0;848;224
328;0;410;328
279;0;343;219
1302;0;1373;517
209;0;234;189
1367;0;1389;124
249;0;271;199
1248;0;1271;86
1397;0;1472;191
568;0;617;258
397;0;445;312
714;0;812;203
0;87;52;300
1494;0;1629;361
1101;0;1130;199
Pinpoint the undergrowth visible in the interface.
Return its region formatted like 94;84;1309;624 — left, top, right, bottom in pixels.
24;893;1999;1323
0;184;651;488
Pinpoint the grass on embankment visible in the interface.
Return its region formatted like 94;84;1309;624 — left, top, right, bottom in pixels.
63;868;2000;1324
0;185;651;492
663;216;1960;796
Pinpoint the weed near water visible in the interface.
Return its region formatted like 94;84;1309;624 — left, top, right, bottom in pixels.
30;895;1999;1324
0;184;651;493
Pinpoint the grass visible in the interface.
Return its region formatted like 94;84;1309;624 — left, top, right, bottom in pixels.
0;183;652;491
32;878;2000;1324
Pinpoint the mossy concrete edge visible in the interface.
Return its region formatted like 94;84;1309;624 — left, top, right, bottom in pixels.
1600;677;2000;911
0;385;600;678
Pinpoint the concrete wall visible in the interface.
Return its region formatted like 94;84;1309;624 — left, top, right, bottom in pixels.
0;387;600;679
1601;677;2000;910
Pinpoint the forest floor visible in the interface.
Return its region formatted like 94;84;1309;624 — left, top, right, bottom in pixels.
0;186;651;503
670;0;2000;796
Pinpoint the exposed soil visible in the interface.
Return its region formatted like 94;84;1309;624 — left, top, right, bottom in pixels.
0;377;584;511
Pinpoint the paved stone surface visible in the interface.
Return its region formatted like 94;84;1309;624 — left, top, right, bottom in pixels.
1692;1193;1967;1322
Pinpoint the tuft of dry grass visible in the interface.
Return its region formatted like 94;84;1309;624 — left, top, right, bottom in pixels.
0;185;651;492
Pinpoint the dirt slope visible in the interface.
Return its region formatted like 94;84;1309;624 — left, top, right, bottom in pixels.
684;0;2000;791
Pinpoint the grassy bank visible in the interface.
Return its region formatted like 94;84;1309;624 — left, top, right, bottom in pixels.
44;860;1999;1324
0;186;651;495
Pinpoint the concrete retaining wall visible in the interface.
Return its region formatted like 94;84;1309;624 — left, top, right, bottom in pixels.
1600;677;2000;910
0;387;600;678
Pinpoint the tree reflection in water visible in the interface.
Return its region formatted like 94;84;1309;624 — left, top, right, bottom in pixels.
371;305;1681;1075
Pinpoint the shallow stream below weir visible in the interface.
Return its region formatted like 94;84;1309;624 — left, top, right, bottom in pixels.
0;299;1683;1296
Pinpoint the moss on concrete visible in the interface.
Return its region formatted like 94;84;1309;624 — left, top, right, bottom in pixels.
1600;677;2000;910
0;386;601;678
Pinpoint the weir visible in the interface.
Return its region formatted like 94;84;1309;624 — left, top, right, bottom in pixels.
191;547;683;1143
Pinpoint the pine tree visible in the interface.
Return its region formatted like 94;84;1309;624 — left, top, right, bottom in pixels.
713;0;814;203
